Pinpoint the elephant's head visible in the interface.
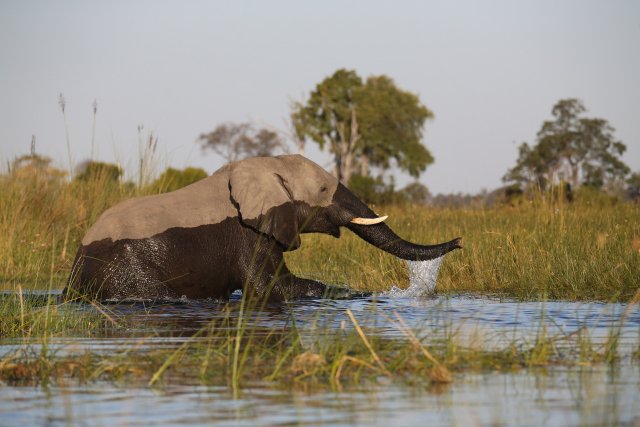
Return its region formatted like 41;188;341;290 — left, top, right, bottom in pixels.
229;155;462;259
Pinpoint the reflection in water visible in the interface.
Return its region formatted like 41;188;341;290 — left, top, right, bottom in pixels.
1;291;639;426
2;294;639;359
1;366;639;426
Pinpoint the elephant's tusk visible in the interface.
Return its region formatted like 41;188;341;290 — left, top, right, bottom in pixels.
350;215;388;225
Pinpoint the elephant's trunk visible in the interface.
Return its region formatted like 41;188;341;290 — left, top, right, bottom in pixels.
330;183;462;261
346;222;462;261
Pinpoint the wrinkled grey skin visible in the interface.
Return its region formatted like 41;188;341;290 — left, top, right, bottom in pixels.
65;155;462;302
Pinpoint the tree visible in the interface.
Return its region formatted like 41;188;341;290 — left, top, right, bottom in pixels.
348;174;398;205
293;69;434;184
288;101;307;155
504;99;630;191
198;122;287;162
75;160;122;182
152;167;208;193
10;153;67;182
398;182;431;205
627;172;640;200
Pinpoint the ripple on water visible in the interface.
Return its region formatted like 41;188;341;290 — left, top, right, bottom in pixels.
2;279;640;426
1;365;639;426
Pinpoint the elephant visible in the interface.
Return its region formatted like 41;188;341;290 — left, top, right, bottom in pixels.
64;155;462;302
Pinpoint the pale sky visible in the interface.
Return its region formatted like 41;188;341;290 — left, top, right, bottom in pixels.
1;0;638;194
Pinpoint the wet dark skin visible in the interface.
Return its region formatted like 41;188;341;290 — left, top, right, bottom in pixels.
65;156;461;302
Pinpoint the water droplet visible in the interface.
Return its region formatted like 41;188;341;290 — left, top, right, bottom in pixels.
383;256;444;297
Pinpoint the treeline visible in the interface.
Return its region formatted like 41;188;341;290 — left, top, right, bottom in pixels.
502;98;638;200
4;151;638;212
5;154;207;195
7;70;639;207
196;72;638;206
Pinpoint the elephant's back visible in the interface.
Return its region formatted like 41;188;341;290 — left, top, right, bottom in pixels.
82;167;236;245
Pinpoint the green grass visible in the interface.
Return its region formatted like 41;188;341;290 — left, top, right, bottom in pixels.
1;171;638;301
0;292;109;338
288;196;640;301
0;167;638;389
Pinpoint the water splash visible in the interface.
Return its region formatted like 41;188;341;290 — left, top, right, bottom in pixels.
383;256;444;297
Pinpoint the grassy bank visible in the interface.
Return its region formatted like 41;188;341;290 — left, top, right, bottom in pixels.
1;172;638;301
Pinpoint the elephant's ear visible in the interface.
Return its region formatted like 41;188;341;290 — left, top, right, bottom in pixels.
229;158;300;250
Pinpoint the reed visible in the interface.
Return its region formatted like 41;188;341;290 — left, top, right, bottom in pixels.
0;295;634;389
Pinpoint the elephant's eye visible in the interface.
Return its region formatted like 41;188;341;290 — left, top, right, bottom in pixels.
320;185;328;193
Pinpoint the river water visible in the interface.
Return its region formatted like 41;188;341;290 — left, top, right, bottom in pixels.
1;259;639;426
1;294;638;426
2;364;639;427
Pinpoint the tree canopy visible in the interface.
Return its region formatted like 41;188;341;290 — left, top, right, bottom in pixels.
10;154;67;182
293;69;434;184
75;160;122;182
152;167;208;193
198;122;287;162
504;98;630;192
626;172;640;200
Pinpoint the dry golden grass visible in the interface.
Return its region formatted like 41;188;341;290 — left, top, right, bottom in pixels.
288;197;640;301
1;171;638;301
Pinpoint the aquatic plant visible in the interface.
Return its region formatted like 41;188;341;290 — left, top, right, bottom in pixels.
1;296;636;390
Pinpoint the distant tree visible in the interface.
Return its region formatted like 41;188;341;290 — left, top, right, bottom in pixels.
627;172;640;200
429;192;489;209
10;154;67;182
348;174;399;205
152;167;208;193
75;160;122;182
198;122;287;162
398;182;431;205
293;69;434;184
504;99;630;191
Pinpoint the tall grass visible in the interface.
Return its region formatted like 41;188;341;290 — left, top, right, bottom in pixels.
0;169;638;301
287;193;639;301
0;170;637;392
0;168;151;290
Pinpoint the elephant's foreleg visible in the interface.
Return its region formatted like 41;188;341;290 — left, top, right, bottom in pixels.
253;267;365;301
243;261;328;302
240;239;364;302
273;275;328;299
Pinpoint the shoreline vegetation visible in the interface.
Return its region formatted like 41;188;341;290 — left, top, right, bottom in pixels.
1;290;638;390
1;166;638;390
1;168;638;301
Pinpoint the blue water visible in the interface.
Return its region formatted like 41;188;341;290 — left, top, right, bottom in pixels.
1;287;639;426
4;294;637;357
1;364;638;426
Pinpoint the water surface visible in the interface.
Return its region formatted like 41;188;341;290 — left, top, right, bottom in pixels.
1;364;638;426
1;292;639;426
